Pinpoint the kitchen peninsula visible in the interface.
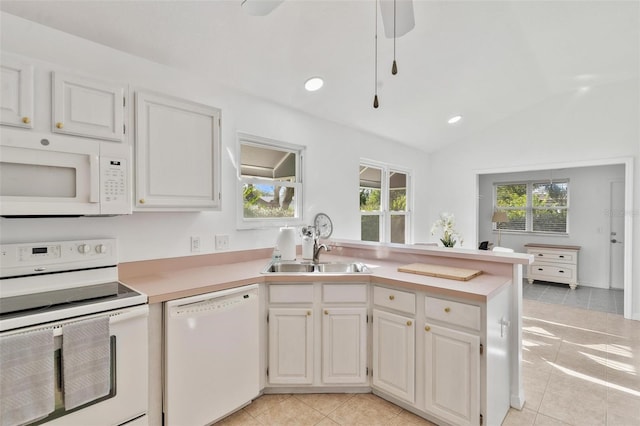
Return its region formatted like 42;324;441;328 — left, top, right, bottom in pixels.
121;241;533;426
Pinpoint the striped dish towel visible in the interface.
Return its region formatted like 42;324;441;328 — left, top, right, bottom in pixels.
62;316;111;410
0;329;54;426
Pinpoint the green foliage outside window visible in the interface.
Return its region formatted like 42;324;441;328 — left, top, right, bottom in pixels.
495;181;568;233
243;184;295;218
360;188;381;211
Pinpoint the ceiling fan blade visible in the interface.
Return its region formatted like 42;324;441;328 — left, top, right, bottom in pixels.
380;0;415;38
241;0;284;16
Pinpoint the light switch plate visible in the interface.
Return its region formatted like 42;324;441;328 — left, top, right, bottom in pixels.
190;236;201;252
215;234;229;250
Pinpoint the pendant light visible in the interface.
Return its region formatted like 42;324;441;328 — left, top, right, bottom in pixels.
373;0;379;108
391;0;398;75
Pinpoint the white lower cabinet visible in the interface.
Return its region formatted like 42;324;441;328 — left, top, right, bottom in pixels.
268;307;314;384
267;283;368;387
372;309;415;403
322;307;367;384
264;282;511;426
424;323;480;426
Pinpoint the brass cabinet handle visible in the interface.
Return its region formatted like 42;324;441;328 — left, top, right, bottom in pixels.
139;199;145;204
324;310;329;315
307;311;311;316
406;320;412;326
444;307;451;313
56;122;64;129
425;325;431;332
22;117;31;124
389;295;395;300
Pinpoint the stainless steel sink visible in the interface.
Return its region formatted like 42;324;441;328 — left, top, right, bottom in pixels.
265;262;315;273
262;261;370;274
314;262;370;273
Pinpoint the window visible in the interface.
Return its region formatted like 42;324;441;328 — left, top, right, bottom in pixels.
238;133;304;227
494;180;569;234
360;161;411;243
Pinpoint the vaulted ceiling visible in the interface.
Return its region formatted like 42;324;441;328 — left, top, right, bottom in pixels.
1;1;638;153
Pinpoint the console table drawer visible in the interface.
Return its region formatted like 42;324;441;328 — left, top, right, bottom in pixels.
531;264;577;281
531;250;576;264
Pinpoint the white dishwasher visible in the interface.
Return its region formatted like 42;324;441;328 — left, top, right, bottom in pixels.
164;284;259;426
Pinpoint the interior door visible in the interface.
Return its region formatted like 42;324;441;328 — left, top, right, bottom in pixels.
609;181;624;289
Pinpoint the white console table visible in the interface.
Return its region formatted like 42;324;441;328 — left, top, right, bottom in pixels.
525;243;581;289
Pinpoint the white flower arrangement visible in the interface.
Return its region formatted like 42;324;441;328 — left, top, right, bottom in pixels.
431;212;463;247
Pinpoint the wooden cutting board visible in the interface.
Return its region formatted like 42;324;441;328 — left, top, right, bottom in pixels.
397;263;482;281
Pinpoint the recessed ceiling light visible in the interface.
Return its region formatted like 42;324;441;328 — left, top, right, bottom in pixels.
447;115;462;124
304;77;324;92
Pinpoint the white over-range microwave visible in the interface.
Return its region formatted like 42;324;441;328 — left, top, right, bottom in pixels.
0;128;132;216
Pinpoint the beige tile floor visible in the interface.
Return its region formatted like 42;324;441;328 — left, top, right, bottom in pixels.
217;300;639;425
216;393;436;425
503;299;640;426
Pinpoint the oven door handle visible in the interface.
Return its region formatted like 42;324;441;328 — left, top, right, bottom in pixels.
19;305;149;337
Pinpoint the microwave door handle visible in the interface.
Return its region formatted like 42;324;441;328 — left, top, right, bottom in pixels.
89;155;100;203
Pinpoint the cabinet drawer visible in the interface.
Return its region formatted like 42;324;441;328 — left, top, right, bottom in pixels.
322;284;368;303
374;286;415;315
425;297;480;331
529;250;577;264
269;284;314;303
530;264;576;281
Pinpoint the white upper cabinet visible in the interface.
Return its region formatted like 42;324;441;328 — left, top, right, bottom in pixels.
52;71;126;142
1;54;34;128
134;90;221;211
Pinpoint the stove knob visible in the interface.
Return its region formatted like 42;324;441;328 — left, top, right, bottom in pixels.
95;244;108;254
78;244;92;254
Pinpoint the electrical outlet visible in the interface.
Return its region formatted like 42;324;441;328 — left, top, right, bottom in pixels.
215;234;229;250
190;236;201;252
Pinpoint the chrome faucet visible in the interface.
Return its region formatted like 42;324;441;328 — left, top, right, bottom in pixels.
312;232;331;263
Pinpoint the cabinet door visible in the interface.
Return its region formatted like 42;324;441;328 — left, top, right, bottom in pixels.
135;91;221;210
322;307;367;384
268;308;313;384
424;324;480;426
1;54;34;128
52;72;126;142
372;309;415;403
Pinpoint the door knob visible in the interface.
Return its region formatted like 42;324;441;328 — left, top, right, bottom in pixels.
611;239;617;243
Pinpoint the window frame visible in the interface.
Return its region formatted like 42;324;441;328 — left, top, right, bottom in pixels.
237;133;305;229
493;179;570;235
359;159;412;244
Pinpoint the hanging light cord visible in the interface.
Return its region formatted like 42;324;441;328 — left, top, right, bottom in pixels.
392;0;398;75
373;0;379;108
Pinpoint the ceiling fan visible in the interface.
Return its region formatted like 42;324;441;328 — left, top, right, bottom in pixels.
241;0;415;38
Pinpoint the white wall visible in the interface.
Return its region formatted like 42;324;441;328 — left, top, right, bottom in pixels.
0;13;430;261
478;165;625;288
426;81;639;318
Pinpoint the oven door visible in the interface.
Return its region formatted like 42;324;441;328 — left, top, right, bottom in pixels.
0;129;100;216
1;304;149;426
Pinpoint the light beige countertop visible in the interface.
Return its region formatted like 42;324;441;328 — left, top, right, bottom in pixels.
121;250;522;304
